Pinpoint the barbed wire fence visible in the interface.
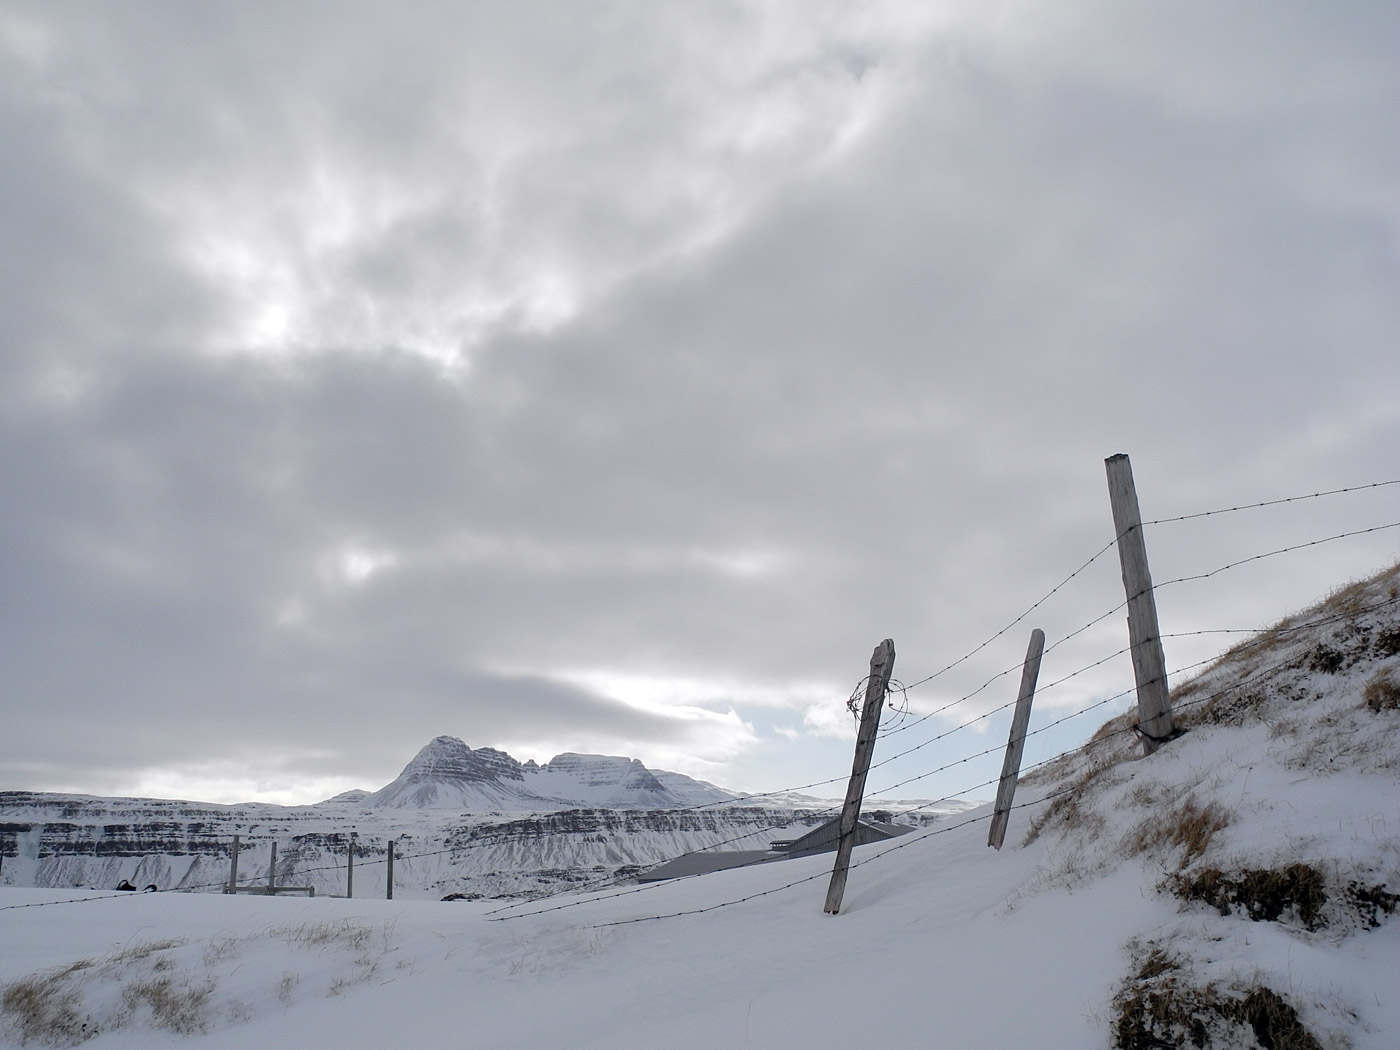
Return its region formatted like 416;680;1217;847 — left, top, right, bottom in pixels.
3;472;1396;915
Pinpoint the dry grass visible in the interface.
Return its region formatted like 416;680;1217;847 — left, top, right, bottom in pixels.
1171;864;1329;930
1125;797;1230;868
118;976;213;1035
1;975;89;1047
273;919;376;952
1363;668;1400;712
1112;944;1324;1050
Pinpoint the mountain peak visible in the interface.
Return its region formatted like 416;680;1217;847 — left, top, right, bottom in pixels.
365;739;734;811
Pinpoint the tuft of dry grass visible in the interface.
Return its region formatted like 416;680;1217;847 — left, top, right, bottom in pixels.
273;919;375;952
1126;797;1230;868
1;974;89;1047
118;976;212;1035
1363;668;1400;712
107;939;183;965
1112;944;1324;1050
1171;864;1329;930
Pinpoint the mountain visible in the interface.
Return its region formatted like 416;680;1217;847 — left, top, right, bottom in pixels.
364;736;737;810
0;736;971;899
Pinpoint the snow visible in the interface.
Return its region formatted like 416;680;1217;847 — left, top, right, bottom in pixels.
2;567;1398;1048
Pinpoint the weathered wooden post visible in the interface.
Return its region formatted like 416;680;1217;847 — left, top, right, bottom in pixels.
988;629;1045;850
1105;453;1173;754
825;638;895;915
225;834;241;893
346;833;355;899
268;841;277;896
386;838;396;900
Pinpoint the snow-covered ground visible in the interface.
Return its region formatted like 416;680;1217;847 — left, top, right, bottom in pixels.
3;566;1397;1049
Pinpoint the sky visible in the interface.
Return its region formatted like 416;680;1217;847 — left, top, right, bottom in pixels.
1;0;1397;806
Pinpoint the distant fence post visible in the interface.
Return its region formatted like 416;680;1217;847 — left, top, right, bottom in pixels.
825;638;895;915
225;834;241;893
386;838;396;900
988;629;1045;850
1105;453;1173;754
268;842;277;895
346;833;356;899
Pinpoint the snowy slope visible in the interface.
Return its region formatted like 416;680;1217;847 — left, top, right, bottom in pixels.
1;565;1397;1049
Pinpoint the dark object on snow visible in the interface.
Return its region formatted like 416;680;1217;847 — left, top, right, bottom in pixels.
114;880;158;892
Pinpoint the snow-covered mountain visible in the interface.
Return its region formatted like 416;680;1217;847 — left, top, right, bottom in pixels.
0;737;972;899
364;737;735;810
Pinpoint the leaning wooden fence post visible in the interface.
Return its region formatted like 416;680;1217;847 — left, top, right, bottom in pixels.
225;834;241;893
824;638;895;915
268;842;277;896
1105;453;1173;754
988;628;1045;850
386;838;396;900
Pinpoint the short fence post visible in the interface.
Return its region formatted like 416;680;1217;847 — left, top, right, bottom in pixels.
268;842;277;896
824;638;895;915
226;834;241;893
346;833;355;899
987;629;1045;850
1105;453;1173;754
386;839;395;900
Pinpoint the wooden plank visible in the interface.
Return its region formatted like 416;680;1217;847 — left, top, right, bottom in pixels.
987;628;1045;849
824;638;895;915
1105;453;1173;754
225;834;240;894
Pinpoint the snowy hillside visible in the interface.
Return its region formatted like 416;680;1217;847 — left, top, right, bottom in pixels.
2;565;1397;1049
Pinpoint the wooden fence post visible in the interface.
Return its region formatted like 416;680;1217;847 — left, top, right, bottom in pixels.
225;834;240;893
1105;453;1173;754
386;839;395;900
987;629;1045;850
268;842;277;895
346;833;355;899
824;638;895;915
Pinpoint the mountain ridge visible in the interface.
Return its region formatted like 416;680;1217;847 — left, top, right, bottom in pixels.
363;735;737;810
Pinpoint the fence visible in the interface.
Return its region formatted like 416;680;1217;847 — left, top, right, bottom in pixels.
2;462;1396;919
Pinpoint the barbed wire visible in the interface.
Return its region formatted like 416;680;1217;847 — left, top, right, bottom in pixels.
1143;479;1400;527
508;581;1400;924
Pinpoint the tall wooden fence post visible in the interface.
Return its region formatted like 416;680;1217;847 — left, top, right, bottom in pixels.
346;833;355;899
1105;453;1173;754
987;628;1045;850
268;842;277;896
824;638;895;915
226;834;241;894
386;838;396;900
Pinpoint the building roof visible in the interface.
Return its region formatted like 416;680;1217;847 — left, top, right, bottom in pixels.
635;816;915;882
635;849;779;882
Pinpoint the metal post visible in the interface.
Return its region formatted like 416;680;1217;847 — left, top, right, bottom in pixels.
988;629;1045;849
825;638;895;915
1105;453;1173;754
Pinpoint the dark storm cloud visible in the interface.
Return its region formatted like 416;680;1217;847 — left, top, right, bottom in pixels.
1;1;1396;801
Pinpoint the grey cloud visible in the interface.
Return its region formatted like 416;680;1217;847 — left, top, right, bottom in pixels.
1;1;1396;800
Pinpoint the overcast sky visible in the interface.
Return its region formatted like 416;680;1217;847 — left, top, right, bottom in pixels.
2;1;1397;807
